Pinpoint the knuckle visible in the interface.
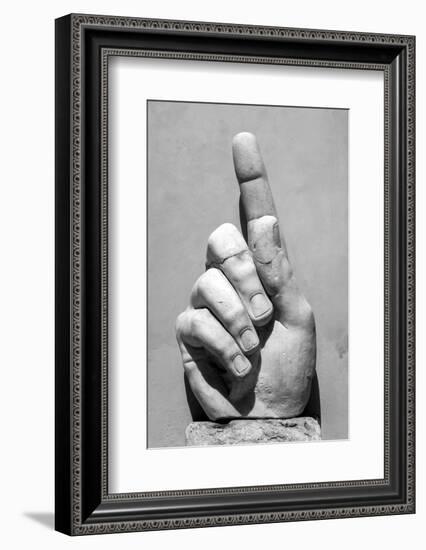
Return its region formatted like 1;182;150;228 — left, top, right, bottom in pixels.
175;311;187;337
190;308;210;336
228;254;257;283
189;315;202;337
207;223;247;263
195;268;221;296
222;304;247;329
207;223;239;250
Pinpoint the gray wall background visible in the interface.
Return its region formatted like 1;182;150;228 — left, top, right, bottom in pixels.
147;101;348;447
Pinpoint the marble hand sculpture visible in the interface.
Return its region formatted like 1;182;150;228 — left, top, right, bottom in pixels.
176;132;316;422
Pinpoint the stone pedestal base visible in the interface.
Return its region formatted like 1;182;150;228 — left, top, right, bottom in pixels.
185;417;321;446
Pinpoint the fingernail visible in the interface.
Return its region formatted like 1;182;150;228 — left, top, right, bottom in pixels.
233;354;249;375
250;293;271;318
239;328;259;352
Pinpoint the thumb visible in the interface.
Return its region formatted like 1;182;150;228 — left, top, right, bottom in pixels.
249;215;313;328
248;214;290;298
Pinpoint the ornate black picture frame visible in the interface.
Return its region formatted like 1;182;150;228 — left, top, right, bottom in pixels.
55;13;415;535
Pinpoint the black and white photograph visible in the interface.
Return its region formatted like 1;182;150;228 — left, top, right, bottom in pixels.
146;100;348;448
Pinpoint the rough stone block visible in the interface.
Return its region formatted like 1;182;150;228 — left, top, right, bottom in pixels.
185;417;321;446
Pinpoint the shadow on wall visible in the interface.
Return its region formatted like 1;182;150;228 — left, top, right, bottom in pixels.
23;512;54;530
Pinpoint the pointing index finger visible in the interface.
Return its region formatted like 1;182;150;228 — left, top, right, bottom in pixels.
232;132;276;222
232;132;292;302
